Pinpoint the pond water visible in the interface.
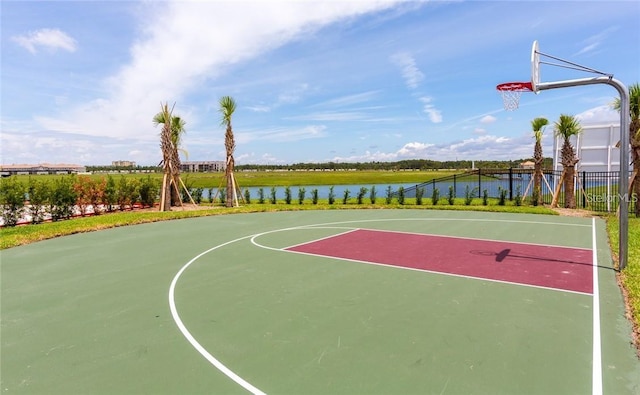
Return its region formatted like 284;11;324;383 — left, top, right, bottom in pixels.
201;183;417;200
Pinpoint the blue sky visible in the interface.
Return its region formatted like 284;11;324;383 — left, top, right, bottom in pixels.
1;1;639;166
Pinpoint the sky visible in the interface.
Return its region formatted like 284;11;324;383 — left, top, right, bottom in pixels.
1;0;639;166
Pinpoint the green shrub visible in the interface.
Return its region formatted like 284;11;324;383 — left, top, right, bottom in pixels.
104;175;118;212
328;186;335;205
139;176;159;207
385;186;393;204
514;186;522;206
431;188;440;205
415;187;424;206
498;187;507;206
483;189;489;206
27;177;50;224
342;189;351;204
0;177;26;227
356;187;368;204
244;189;251;204
311;189;318;205
448;186;455;205
258;188;265;204
219;188;226;204
531;188;539;206
269;187;276;204
284;186;292;204
464;185;478;206
117;176;138;210
369;185;377;204
397;186;405;205
50;177;76;221
192;187;203;204
298;187;306;204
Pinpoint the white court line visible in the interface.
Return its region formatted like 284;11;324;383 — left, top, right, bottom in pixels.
352;227;593;250
281;227;359;250
592;217;602;395
170;216;595;394
168;235;267;395
250;226;593;297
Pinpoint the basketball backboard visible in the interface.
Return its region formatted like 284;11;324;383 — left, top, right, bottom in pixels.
531;40;540;93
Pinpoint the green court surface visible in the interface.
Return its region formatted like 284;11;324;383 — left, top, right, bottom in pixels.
1;210;639;394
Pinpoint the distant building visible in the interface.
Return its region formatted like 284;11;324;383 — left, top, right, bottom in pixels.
0;163;87;176
519;161;535;169
180;160;225;172
112;160;136;167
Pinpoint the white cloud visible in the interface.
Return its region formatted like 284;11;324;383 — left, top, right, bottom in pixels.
390;52;424;89
37;1;403;141
315;91;380;108
419;97;442;123
575;27;618;56
12;28;77;54
480;115;497;124
286;111;366;121
239;125;327;143
575;104;620;124
397;142;434;157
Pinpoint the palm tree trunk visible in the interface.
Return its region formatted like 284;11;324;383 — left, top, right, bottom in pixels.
564;166;576;208
534;162;542;205
225;156;234;207
161;173;171;211
551;170;565;208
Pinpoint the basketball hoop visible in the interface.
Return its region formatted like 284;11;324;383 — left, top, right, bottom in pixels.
496;82;533;110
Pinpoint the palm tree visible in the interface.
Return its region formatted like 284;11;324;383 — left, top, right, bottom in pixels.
553;114;582;209
219;96;238;207
154;103;187;210
531;117;548;205
612;82;640;216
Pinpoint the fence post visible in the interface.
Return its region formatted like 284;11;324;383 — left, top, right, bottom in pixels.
453;174;457;197
581;171;586;208
509;168;513;201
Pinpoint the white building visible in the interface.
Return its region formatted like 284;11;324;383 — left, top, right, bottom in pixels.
180;160;225;172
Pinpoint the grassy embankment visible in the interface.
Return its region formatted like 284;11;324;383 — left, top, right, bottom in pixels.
608;216;640;350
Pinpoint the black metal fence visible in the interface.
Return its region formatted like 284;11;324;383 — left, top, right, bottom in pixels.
400;168;637;213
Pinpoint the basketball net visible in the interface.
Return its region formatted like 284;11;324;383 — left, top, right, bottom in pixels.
496;82;533;111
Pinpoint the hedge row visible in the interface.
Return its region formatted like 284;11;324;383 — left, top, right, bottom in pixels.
0;175;159;226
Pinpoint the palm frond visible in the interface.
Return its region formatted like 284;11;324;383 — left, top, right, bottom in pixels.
554;114;582;139
219;96;237;126
531;117;548;133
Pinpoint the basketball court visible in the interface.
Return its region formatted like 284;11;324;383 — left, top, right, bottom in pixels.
2;40;637;394
1;210;638;394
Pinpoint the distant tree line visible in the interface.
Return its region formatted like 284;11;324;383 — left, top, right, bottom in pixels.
86;165;160;172
84;158;553;173
235;158;554;171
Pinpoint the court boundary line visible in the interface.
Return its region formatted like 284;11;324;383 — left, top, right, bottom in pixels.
592;217;602;395
168;234;267;395
279;225;593;251
170;215;596;394
353;226;593;251
283;227;359;250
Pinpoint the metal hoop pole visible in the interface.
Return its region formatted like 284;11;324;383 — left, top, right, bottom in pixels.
538;76;630;270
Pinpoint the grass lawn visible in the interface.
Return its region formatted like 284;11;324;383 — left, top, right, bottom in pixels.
607;216;640;351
